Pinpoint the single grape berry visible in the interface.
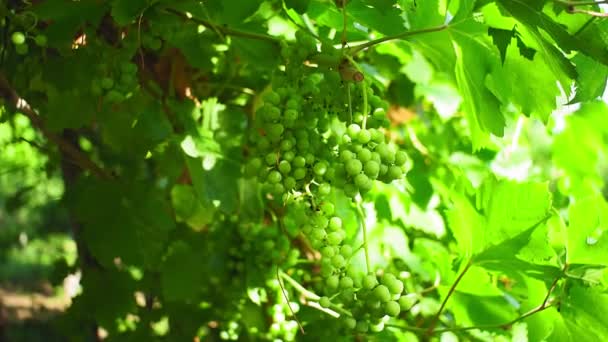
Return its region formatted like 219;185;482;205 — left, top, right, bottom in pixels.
267;170;282;184
34;34;47;47
319;296;331;308
11;32;26;45
363;274;378;290
372;285;391;302
384;301;401;317
345;159;363;176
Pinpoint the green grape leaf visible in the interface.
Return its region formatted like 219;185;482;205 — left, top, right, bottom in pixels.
486;36;559;122
566;195;608;266
110;0;149;26
78;268;136;326
160;241;206;302
488;27;514;64
69;179;175;268
171;184;215;229
571;53;608;103
347;0;407;36
551;285;608;340
449;21;505;148
185;156;239;214
497;0;608;66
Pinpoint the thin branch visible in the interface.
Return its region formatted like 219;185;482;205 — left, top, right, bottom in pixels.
567;8;608;16
554;0;608;6
163;8;280;43
0;73;111;180
348;24;449;55
277;267;305;334
426;258;473;335
355;200;371;274
279;270;321;301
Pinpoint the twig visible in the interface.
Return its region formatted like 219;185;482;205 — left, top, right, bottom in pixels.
554;0;608;5
0;73;111;180
277;267;305;334
567;8;608;16
163;8;280;43
425;258;473;335
348;24;449;55
355;200;371;274
279;270;321;301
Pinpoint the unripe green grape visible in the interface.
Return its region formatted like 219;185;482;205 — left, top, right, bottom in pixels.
267;123;284;138
278;160;291;174
340;276;354;289
344;317;357;330
265;152;277;165
283;150;295;161
91;81;102;96
286;99;299;109
340;150;354;162
293;168;306;180
379;164;389;176
384;301;400;317
363;274;378;290
357;129;371;144
312;228;326;240
267;170;282;184
256;136;270;150
273;183;285;195
319;296;331;308
399;295;415;311
347;124;361;139
340;245;353;257
317;183;331;196
11;32;26;45
280;139;294;151
345;159;362;176
354;173;370;189
394;150;408;166
331;254;346;268
100;77;114;90
355;320;369;333
293;156;306;168
314;215;329;229
320;202;335;215
245;158;262;176
381;273;397;285
357;148;372;162
387;165;403;180
305;153;315;165
313;161;328;176
327;231;344;246
387;279;404;295
105;90;124;103
364;160;380;179
263;91;280;105
301;224;313;234
320;246;336;258
34;34;47;47
376;143;395;164
373;108;386;120
328;217;342;231
344;183;358;198
371;152;381;163
370;128;384;143
326;275;340;290
373;285;391;302
284;109;298;121
284;177;296;190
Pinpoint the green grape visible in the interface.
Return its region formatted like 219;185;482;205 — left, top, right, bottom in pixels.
339;276;354;289
326;275;340;290
278;160;291;174
263;91;281;105
340;150;354;162
293;156;306;168
34;34;47;47
357;148;372;162
357;129;371;144
265;152;278;165
331;254;345;268
319;296;331;308
293;168;306;180
320;202;335;215
317;183;331;196
340;245;353;257
328;217;342;231
15;43;28;55
267;171;282;184
283;150;295;161
100;77;115;90
354;173;370;189
313;161;328;176
11;32;26;45
384;301;400;317
372;285;391;302
387;165;403;180
355;321;369;333
284;177;296;190
326;232;343;245
364;160;380;179
347;124;361;139
321;246;336;258
363;274;378;290
312;228;326;240
344;317;357;330
394;150;407;166
345;159;363;176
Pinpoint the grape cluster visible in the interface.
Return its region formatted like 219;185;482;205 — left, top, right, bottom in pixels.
91;60;139;104
246;29;411;334
10;31;47;55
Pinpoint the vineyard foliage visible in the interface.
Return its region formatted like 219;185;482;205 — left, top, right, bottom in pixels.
1;0;608;341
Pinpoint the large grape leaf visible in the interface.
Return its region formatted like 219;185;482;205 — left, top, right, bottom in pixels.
497;0;608;66
567;196;608;267
571;53;608;103
69;179;176;268
486;35;559;122
548;285;608;341
160;240;206;302
449;21;505;149
346;0;407;36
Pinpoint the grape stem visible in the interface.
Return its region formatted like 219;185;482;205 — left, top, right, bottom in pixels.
348;24;449;55
277;267;306;334
361;82;368;130
279;270;321;301
355;199;371;274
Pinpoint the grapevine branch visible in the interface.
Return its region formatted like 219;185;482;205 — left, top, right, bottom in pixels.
554;0;608;5
163;8;280;43
425;258;473;335
0;73;112;180
348;24;449;55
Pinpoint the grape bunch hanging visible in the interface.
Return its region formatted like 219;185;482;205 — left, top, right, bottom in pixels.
245;30;410;333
